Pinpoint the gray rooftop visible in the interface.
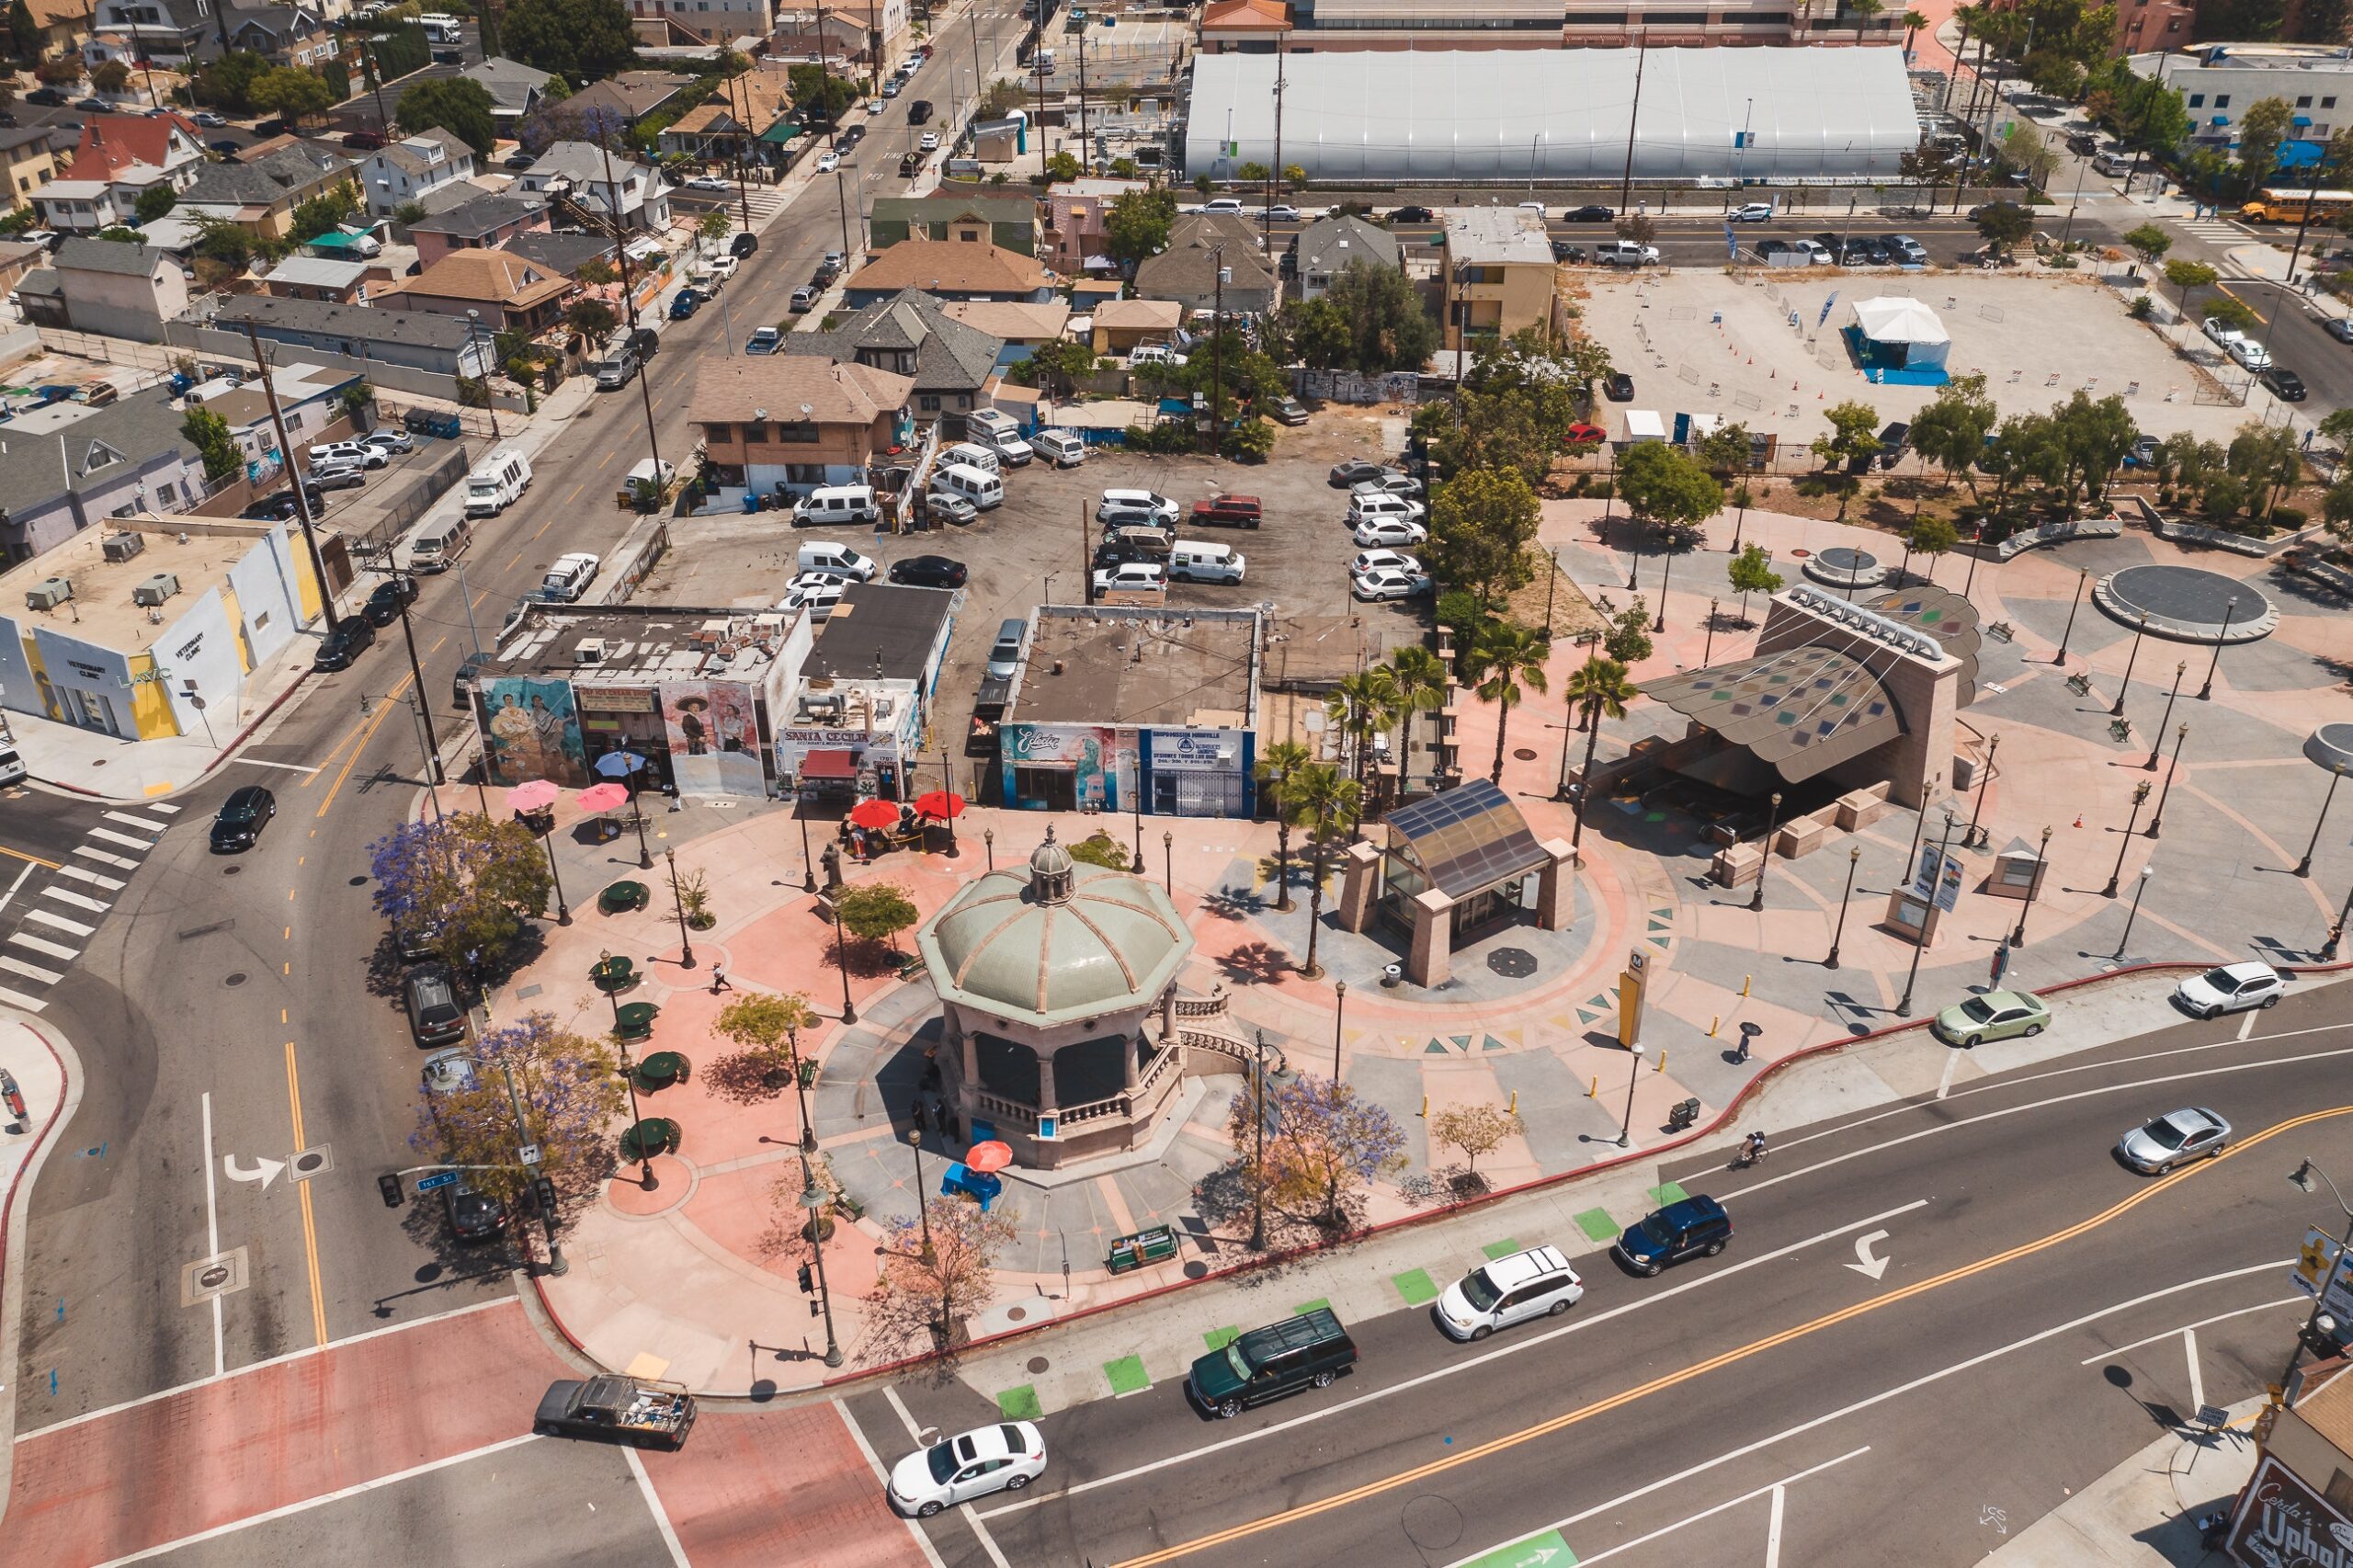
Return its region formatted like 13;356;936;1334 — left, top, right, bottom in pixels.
1295;213;1400;278
211;293;479;350
55;237;166;277
804;583;955;682
1443;207;1554;266
1007;605;1260;728
500;229;616;275
783;288;1002;397
409;192;540;237
0;385;198;521
181;145;352;207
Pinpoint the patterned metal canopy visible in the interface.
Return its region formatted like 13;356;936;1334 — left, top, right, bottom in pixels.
1383;778;1551;898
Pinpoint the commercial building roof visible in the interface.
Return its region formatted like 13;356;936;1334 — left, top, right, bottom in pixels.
0;517;286;653
939;299;1070;342
486;602;796;682
212;292;481;349
1007;606;1258;729
688;353;914;427
1444;207;1552;266
803;583;956;682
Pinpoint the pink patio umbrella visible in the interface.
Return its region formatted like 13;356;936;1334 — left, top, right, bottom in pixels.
506;779;560;813
577;782;630;813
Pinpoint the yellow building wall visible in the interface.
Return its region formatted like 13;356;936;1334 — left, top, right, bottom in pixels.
124;653;182;740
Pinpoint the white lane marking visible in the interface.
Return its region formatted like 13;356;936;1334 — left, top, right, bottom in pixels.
2186;1328;2205;1415
1539;1454;1863;1568
1731;1041;2353;1201
1936;1050;1962;1100
72;846;140;869
0;859;33;918
834;1399;950;1568
23;909;93;937
975;1199;1930;1519
1765;1482;1786;1568
200;1091;223;1379
55;866;123;891
0;956;63;985
86;828;156;851
2238;1011;2259;1042
0;983;47;1013
229;757;323;775
882;1384;926;1443
2079;1294;2304;1363
146;801;182;813
880;1387;1016;1568
7;932;77;961
17;1297;521;1441
623;1447;690;1568
88;1433;540;1567
40;886;108;914
101;811;170;833
1440;1260;2288;1568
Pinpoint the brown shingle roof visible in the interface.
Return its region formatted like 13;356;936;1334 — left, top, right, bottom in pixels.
390;250;570;309
847;239;1050;296
688;356;914;426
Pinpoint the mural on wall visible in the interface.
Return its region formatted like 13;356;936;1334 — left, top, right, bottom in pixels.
662;680;765;797
480;676;588;786
1001;723;1130;809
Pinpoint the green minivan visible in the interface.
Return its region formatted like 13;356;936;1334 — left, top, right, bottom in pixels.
1186;1308;1358;1419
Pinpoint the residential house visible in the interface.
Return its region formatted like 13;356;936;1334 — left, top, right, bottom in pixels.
514;141;671;232
406;192;545;267
770;9;868;65
175;144;355;241
0;387;210;564
1290;213;1398;300
24;0;98;61
689;354;915;498
45;237;188;340
378;250;574;334
1089;297;1181;356
1439;207;1553;350
500;229;619;283
625;0;779;45
83;0;226;67
842;238;1054;308
784;289;1003;435
220;1;336;68
939;300;1071;368
822;0;909;65
260;253;372;302
0;241;51;296
561;70;699;130
870;194;1038;256
458;57;555;129
1044;177;1144;272
210;294;498;379
1132;212;1278;315
358;131;477;217
184;360;359;468
656;76;793;165
0;128;60;210
36;112;204;233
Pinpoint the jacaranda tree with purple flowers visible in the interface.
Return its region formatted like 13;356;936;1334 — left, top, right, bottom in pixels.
369;812;551;972
1226;1071;1408;1233
412;1011;622;1208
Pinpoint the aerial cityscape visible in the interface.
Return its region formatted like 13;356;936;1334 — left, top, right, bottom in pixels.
0;0;2347;1562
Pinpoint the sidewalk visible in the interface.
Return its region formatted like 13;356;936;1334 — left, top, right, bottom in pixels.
0;1014;81;1522
1986;1398;2258;1567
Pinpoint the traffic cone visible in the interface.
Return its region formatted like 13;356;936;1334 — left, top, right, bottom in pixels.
2073;813;2085;829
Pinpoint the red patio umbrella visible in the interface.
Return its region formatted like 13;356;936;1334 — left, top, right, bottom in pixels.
847;798;903;830
577;782;630;812
965;1140;1014;1176
914;790;965;821
506;779;560;813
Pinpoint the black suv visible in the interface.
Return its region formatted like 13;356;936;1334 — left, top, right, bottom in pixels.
312;617;377;671
209;786;276;852
364;573;419;626
730;232;757;258
240;483;326;523
1615;1195;1733;1277
908;99;934;125
1187;1308;1358;1418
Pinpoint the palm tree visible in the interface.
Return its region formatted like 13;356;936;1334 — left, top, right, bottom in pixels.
1901;6;1929;54
1848;0;1886;44
1326;668;1399;797
1285;761;1361;980
1565;656;1639;847
1377;644;1449;799
1253;739;1313;912
1465;620;1552;784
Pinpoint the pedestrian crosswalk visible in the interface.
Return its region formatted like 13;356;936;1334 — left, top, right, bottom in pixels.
2179;216;2256;244
0;801;176;1015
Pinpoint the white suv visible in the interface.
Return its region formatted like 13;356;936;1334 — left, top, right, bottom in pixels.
1092;561;1166;595
1097;489;1178;526
1436;1245;1583;1341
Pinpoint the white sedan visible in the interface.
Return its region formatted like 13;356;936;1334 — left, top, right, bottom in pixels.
919;131;940;151
889;1422;1046;1517
1728;201;1776;222
1350;548;1422;578
2174;960;2287;1019
1353;517;1427;548
686;176;733;193
817;151;839;173
1352;566;1432;601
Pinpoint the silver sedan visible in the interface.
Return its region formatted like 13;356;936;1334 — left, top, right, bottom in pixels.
2116;1108;2231;1175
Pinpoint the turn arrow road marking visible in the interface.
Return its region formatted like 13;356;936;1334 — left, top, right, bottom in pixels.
223;1153;286;1191
1846;1231;1891;1280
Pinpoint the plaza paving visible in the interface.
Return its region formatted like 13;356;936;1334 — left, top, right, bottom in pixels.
484;502;2353;1396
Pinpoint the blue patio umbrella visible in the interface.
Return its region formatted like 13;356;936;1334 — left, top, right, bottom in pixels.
595;751;649;778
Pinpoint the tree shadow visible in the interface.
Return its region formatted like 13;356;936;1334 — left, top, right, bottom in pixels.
813;932;905;980
700;1048;796;1107
1217;940;1293;987
1199;881;1265;922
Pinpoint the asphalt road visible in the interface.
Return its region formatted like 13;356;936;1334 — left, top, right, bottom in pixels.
847;981;2349;1568
5;1;1039;1429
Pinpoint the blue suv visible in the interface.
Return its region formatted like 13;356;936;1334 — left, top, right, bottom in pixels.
1615;1195;1732;1277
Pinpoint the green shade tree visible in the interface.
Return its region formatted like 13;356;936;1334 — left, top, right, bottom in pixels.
2164;258;2219;318
368;813;554;974
1811;401;1882;519
1281;762;1360;979
1376;644;1449;784
1014;338;1097;397
195;50;271;115
409;1012;621;1208
565;299;618;340
1908;371;1998;495
1972;199;2034;253
1426;465;1542;609
1316;258;1438;374
1725;543;1783;624
134;186;176;223
91;60;131;94
2048;390;2141;510
1103;187;1177;267
1465;619;1552;784
501;0;637;83
2227;421;2302;520
708;991;818;1100
6;0;39;67
833;881;919;951
287;182;360;244
1564;655;1638;846
2234;97;2295;199
2120;222;2173;269
1903;514;1959;582
1326;666;1398;827
180;405;242;482
397;76;497;155
2201;293;2261;335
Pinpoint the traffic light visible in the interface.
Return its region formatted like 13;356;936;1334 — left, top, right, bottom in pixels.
796;1264;814;1294
377;1173;404;1209
533;1177;557;1215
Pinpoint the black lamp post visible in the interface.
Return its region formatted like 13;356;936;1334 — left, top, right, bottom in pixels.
2199;595;2238;700
598;949;622;1030
2109;612;2150;718
662;846;696;968
1963;732;2000;850
800;810;817;894
2010;825;2054;947
1248;1030;1269;1251
2112;863;2154;960
2323;876;2353;960
906;1125;935;1263
1163;829;1173;895
799;1153;844;1369
1616;1042;1646;1148
1897;809;1959;1017
628;768;653;870
1702;596;1720;665
2282;1160;2353;1391
2145;661;2186;769
2054;570;2088;665
1332;980;1347;1079
2104;781;2153;897
540;818;571;926
1748;790;1784;912
1826;845;1860;969
938;748;959;858
615;1036;657;1191
2299;764;2347;879
2149;722;2189;836
984;827;995;872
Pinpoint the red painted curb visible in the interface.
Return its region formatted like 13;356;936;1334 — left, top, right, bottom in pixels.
0;1022;71;1316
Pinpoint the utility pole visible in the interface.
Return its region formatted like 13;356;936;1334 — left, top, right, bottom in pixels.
239;324;341;634
728;65;754;235
1618;33;1646;213
1263;42;1286;253
1075;28;1090;171
378;552;445;783
595;133;667;490
1209;246;1225;457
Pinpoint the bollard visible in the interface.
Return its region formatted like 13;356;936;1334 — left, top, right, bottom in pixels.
1418;1094;1427;1119
1508;1090;1518;1116
1655;1050;1667;1074
1588;1074;1599;1098
1709;1015;1720;1037
1742;974;1752;997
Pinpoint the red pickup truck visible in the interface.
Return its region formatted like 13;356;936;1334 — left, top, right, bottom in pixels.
1189;494;1262;529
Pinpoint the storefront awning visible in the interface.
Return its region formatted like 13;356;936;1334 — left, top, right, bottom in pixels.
801;748;857;778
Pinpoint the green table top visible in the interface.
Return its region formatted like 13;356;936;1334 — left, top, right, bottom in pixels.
614;1002;659;1035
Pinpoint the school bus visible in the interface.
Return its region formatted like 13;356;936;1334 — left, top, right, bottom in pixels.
2240;187;2353;223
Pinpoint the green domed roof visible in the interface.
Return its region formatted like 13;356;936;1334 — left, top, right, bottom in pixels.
916;850;1191;1026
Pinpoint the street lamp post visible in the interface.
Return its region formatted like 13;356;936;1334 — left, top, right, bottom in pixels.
2054;570;2088;665
2299;764;2347;879
1248;1030;1269;1251
1702;596;1720;665
614;1036;657;1191
1963;732;2000;850
2110;612;2151;718
1897;810;1959;1017
800;809;818;893
1748;791;1784;912
662;846;697;968
627;763;653;870
2145;661;2187;769
2324;876;2353;960
2112;863;2154;960
1825;845;1860;969
1616;1042;1647;1147
800;1153;844;1368
906;1126;935;1263
2010;825;2054;947
2104;781;2153;897
2200;596;2239;700
984;827;995;872
2282;1161;2353;1391
1133;799;1144;869
540;819;571;926
1332;979;1347;1079
1163;830;1174;896
831;897;858;1025
938;748;960;858
2149;722;2189;836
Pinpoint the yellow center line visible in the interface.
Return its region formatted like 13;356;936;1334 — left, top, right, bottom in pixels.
284;1040;328;1347
428;635;447;654
531;515;555;540
314;671;415;818
1109;1105;2352;1567
300;707;381;790
0;845;62;870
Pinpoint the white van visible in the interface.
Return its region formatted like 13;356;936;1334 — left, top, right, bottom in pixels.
931;461;1004;511
940;440;1001;475
2093;150;2131;176
1030;428;1086;467
793;483;881;528
1168;541;1245;584
541;551;600;602
464;449;533;517
795;540;879;580
965;408;1021;443
0;742;23;787
410;516;472;573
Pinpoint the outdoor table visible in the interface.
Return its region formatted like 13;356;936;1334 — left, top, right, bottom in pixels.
622;1118;678;1160
591;956;636;993
638;1051;688;1089
939;1162;1002;1212
599;881;649;915
1107;1224;1179;1275
614;1002;659;1042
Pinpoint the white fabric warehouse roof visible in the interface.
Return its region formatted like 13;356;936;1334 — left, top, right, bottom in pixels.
1185;49;1921;182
